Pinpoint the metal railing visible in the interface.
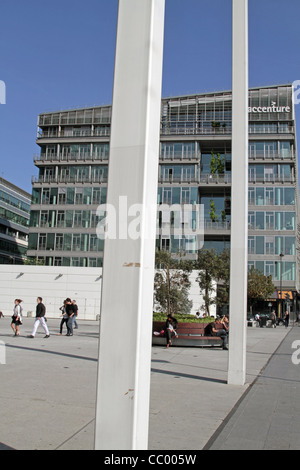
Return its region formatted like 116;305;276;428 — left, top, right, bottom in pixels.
31;174;108;185
249;151;294;160
37;128;111;139
159;175;199;184
248;175;295;184
199;174;232;184
34;153;109;163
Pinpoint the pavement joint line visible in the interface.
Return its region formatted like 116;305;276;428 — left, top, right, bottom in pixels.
54;418;95;450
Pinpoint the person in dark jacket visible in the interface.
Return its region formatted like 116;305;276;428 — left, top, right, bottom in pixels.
165;314;178;349
204;317;228;350
28;297;50;338
284;310;290;328
65;298;75;336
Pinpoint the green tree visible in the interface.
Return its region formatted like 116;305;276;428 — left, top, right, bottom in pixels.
209;199;218;223
195;248;231;316
154;250;193;316
209;151;217;175
215;249;230;311
216;153;225;175
195;248;218;315
247;267;275;313
210;150;224;175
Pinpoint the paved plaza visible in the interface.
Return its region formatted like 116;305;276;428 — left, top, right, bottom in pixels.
0;316;298;450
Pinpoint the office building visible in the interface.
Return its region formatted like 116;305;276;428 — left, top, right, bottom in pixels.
0;177;31;264
27;84;299;311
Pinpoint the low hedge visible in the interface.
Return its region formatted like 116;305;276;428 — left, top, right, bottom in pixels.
153;312;215;324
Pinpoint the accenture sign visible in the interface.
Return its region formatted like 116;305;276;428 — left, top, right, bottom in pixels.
248;101;290;114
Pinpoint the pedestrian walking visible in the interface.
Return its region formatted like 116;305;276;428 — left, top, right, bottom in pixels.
284;310;290;328
65;298;75;336
11;299;23;336
72;300;79;330
28;297;50;338
255;312;262;328
57;300;68;335
270;310;277;328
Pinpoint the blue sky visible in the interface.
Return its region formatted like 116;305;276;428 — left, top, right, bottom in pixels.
0;0;300;193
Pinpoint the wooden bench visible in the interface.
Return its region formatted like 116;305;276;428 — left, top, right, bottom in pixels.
152;321;224;348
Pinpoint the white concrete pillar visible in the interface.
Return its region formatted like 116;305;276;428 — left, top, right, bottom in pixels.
227;0;248;386
94;0;165;450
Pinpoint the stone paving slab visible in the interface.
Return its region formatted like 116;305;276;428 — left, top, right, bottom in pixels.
207;326;300;450
0;317;291;450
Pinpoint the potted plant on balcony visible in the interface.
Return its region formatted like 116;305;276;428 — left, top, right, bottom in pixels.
209;200;218;224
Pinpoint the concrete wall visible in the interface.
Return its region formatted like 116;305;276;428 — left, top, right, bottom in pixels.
0;265;216;320
188;271;217;317
0;265;102;320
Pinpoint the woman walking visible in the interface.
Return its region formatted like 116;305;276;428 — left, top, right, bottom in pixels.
11;299;23;336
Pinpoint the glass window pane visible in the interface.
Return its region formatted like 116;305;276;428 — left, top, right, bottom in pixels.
284;188;295;205
256;236;264;254
256;187;264;205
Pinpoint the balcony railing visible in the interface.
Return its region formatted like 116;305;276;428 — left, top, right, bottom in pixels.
31;174;108;185
159;152;199;161
199;174;232;184
37;128;111;139
34;153;109;163
159;175;199;184
249;125;294;134
248;175;295;184
161;124;232;136
249;151;294;161
204;220;231;231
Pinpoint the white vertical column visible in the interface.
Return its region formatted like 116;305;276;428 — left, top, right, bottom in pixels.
94;0;165;450
228;0;248;386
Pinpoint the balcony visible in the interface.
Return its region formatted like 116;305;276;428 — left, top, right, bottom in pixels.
159;152;199;162
33;153;109;164
31;174;108;185
248;175;295;184
161;123;232;136
37;128;111;139
204;219;231;233
249;151;294;161
199;174;231;185
159;175;199;184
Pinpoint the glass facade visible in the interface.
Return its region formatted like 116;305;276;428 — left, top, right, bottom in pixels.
28;85;299;293
0;178;31;264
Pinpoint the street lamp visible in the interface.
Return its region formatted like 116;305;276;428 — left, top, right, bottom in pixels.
279;252;284;317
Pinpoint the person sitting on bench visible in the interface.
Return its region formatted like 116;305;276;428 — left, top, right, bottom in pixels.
204;317;229;350
165;314;178;349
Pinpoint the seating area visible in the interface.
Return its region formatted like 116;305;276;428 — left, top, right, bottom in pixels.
152;321;224;348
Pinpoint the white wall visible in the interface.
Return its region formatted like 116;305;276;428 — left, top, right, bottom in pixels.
0;265;216;320
0;265;102;320
188;271;217;317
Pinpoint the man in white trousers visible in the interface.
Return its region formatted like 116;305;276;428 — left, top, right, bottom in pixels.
28;297;50;338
